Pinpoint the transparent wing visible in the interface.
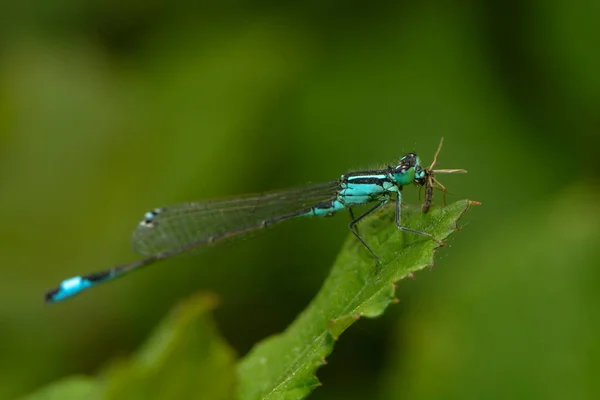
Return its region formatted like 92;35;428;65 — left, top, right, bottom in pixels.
132;181;341;255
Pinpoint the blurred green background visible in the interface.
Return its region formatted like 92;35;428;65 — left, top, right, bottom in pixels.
1;1;599;399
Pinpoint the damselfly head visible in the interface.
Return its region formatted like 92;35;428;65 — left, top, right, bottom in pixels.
394;152;426;186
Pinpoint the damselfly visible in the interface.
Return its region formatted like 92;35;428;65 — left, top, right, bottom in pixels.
45;138;466;303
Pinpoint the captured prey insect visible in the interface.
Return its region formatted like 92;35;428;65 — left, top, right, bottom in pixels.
421;137;468;212
45;138;466;303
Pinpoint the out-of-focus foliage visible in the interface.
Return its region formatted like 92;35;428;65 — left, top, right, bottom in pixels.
380;186;600;399
24;294;236;400
1;0;598;399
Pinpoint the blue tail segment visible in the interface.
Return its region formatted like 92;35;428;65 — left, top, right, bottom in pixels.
44;271;114;303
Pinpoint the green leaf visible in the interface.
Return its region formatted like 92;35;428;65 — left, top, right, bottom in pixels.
103;293;237;400
23;294;237;400
237;199;476;400
21;377;98;400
